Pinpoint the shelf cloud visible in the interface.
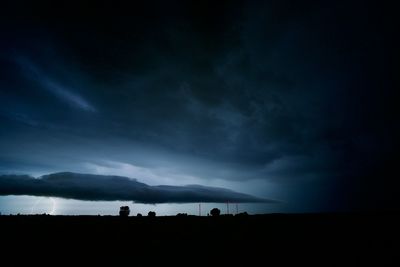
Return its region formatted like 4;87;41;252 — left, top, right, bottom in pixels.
0;172;276;204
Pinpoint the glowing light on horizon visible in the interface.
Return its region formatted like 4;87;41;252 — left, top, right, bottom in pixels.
49;198;56;215
30;198;41;214
29;197;57;215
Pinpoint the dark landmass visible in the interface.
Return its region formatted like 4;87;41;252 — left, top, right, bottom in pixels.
1;213;399;265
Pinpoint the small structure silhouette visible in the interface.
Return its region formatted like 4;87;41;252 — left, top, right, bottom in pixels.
210;208;221;216
119;206;130;217
148;211;156;217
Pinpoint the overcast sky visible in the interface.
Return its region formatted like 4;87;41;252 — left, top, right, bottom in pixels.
0;0;398;215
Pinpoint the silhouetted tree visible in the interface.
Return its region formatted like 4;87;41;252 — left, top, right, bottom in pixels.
148;211;156;217
210;208;220;216
137;213;142;217
236;212;249;217
119;206;130;217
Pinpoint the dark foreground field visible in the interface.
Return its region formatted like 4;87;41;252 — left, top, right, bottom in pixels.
1;213;399;265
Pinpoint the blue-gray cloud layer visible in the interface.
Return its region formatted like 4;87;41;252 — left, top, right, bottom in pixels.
0;1;398;211
0;172;273;203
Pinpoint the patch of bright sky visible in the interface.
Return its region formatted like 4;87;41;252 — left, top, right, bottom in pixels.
0;195;285;216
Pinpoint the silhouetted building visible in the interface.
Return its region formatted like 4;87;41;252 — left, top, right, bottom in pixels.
119;206;130;217
148;211;156;217
210;208;221;216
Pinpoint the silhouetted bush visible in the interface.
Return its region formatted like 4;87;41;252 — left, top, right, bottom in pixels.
148;211;156;217
137;213;142;217
119;206;130;217
236;212;249;217
176;213;188;217
210;208;220;216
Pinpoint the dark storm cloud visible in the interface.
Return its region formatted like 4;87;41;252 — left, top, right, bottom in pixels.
14;57;96;112
0;172;274;203
0;1;398;211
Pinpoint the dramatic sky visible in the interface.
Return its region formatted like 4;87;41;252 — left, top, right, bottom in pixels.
0;0;398;215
